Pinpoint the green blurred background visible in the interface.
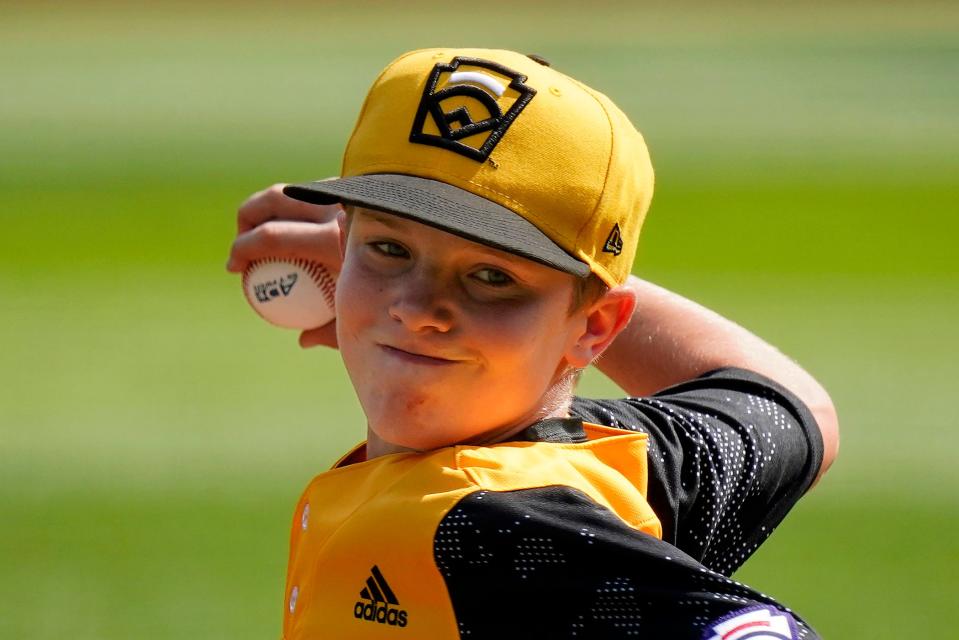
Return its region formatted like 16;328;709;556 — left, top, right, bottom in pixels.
2;1;956;637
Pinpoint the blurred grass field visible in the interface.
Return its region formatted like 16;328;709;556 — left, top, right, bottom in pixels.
2;2;957;638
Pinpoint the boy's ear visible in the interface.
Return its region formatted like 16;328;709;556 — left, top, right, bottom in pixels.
566;286;637;368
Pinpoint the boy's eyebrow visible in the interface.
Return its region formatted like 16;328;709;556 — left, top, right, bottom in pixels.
360;209;406;230
359;207;544;272
362;210;509;257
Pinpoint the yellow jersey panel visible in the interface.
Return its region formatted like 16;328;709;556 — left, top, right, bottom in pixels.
283;423;658;639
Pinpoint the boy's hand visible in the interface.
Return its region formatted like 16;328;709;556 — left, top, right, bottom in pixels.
227;183;343;349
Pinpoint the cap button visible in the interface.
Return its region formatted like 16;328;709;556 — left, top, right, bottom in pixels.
526;54;551;67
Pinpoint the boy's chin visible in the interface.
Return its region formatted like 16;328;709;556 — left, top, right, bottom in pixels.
368;414;531;453
361;392;552;451
367;411;488;452
369;423;462;453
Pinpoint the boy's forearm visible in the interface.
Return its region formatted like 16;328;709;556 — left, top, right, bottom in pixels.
598;276;813;397
596;276;838;478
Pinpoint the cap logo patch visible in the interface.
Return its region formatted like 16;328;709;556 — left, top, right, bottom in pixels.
603;223;624;256
410;56;536;162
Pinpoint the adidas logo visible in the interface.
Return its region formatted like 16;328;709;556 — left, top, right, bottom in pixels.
353;565;409;628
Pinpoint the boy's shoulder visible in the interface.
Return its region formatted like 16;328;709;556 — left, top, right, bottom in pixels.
570;367;824;574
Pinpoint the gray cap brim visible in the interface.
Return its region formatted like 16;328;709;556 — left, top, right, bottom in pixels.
282;174;590;278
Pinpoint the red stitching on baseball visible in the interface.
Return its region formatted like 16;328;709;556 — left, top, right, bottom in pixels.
312;265;336;310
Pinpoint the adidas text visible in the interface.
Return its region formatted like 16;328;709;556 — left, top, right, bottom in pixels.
353;601;408;627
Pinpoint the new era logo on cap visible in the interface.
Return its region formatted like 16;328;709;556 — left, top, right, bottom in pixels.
410;56;536;162
603;223;624;256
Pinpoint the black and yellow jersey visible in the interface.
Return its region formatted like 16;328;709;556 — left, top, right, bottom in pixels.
280;386;822;637
284;422;663;638
281;369;821;639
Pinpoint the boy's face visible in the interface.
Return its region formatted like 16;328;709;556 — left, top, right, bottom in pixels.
336;207;591;453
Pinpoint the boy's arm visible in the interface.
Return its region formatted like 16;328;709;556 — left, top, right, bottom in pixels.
596;276;839;483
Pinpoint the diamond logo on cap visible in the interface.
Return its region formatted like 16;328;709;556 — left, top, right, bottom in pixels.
409;57;536;162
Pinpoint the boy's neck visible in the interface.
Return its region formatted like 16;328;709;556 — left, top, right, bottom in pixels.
366;435;417;459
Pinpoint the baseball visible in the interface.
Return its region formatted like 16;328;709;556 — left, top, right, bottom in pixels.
243;258;336;330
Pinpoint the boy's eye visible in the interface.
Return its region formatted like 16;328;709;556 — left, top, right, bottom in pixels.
473;267;514;287
371;241;409;258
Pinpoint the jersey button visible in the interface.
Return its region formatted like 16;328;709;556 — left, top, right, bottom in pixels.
289;585;299;614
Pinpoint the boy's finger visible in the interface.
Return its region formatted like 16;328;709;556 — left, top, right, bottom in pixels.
299;322;338;349
226;219;342;273
237;183;342;233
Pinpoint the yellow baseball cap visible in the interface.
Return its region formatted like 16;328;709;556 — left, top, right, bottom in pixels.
284;47;654;287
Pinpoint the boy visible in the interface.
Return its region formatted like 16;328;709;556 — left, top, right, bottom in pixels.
227;48;838;639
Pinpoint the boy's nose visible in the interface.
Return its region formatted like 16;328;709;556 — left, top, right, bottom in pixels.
387;271;454;333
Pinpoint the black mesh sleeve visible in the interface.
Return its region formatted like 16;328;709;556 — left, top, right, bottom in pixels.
570;367;824;576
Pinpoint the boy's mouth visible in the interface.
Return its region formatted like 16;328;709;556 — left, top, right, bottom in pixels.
379;344;461;366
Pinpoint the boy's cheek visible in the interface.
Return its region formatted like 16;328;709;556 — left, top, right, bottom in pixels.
334;263;383;318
